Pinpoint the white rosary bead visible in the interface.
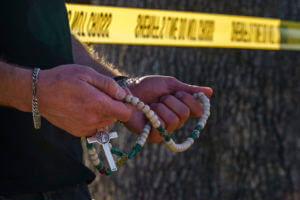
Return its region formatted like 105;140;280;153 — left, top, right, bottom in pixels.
137;123;151;147
90;153;98;161
92;158;100;166
137;134;147;146
149;115;158;124
142;105;150;113
146;110;155;119
131;97;139;106
125;95;133;103
153;120;161;128
165;138;194;152
143;124;151;132
136;101;145;110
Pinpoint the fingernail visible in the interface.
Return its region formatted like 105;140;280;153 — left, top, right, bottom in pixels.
116;87;126;99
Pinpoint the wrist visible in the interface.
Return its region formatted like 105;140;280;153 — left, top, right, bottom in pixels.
9;66;32;112
113;76;140;95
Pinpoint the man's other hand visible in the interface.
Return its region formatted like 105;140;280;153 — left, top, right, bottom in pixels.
125;76;213;143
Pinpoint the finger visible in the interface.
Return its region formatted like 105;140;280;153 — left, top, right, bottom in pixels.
175;91;203;117
87;71;126;100
151;103;180;133
171;79;213;98
96;92;133;123
106;100;133;122
160;95;190;129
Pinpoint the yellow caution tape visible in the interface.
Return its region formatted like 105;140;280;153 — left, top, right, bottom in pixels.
66;3;300;50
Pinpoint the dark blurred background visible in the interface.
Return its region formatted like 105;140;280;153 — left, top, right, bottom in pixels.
66;0;300;199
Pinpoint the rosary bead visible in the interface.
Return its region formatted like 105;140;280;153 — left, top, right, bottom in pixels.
146;110;155;119
142;105;150;113
96;163;103;171
100;166;107;174
86;142;94;150
128;144;142;159
128;149;136;159
131;97;139;106
157;125;165;133
105;168;112;176
116;156;128;167
195;124;202;131
191;130;200;139
150;115;158;124
164;134;172;141
92;158;100;166
90;153;98;161
135;144;142;152
137;101;145;110
153;120;161;128
125;95;133;103
111;147;126;156
88;148;96;155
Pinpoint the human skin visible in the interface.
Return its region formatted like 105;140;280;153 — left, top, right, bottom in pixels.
0;36;212;142
71;36;213;142
0;62;132;137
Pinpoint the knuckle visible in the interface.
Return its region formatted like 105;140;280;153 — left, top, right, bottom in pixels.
176;91;187;101
161;95;172;104
150;103;158;110
156;103;165;112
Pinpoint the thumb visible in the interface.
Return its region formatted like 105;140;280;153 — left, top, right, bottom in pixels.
172;79;213;98
88;72;126;100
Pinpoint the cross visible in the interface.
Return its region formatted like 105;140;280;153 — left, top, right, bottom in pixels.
87;131;118;171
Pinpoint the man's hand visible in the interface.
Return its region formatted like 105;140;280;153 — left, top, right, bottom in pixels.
37;65;132;137
125;76;213;143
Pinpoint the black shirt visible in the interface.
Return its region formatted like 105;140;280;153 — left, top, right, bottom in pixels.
0;0;95;195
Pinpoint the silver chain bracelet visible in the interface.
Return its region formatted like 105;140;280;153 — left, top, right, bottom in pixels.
32;68;41;130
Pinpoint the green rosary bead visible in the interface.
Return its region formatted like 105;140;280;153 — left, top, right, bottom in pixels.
189;130;200;140
165;134;172;141
157;125;164;133
156;125;168;137
128;149;136;159
128;144;142;159
190;133;197;140
96;163;104;171
195;124;202;131
111;147;126;156
86;142;94;150
135;144;142;152
105;168;112;176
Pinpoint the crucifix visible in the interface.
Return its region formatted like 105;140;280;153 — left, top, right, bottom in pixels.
87;131;118;171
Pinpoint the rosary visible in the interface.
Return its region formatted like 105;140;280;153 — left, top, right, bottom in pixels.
31;69;210;176
85;91;210;176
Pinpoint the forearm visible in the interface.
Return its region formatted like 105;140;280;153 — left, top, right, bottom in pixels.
71;35;122;77
0;61;32;112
